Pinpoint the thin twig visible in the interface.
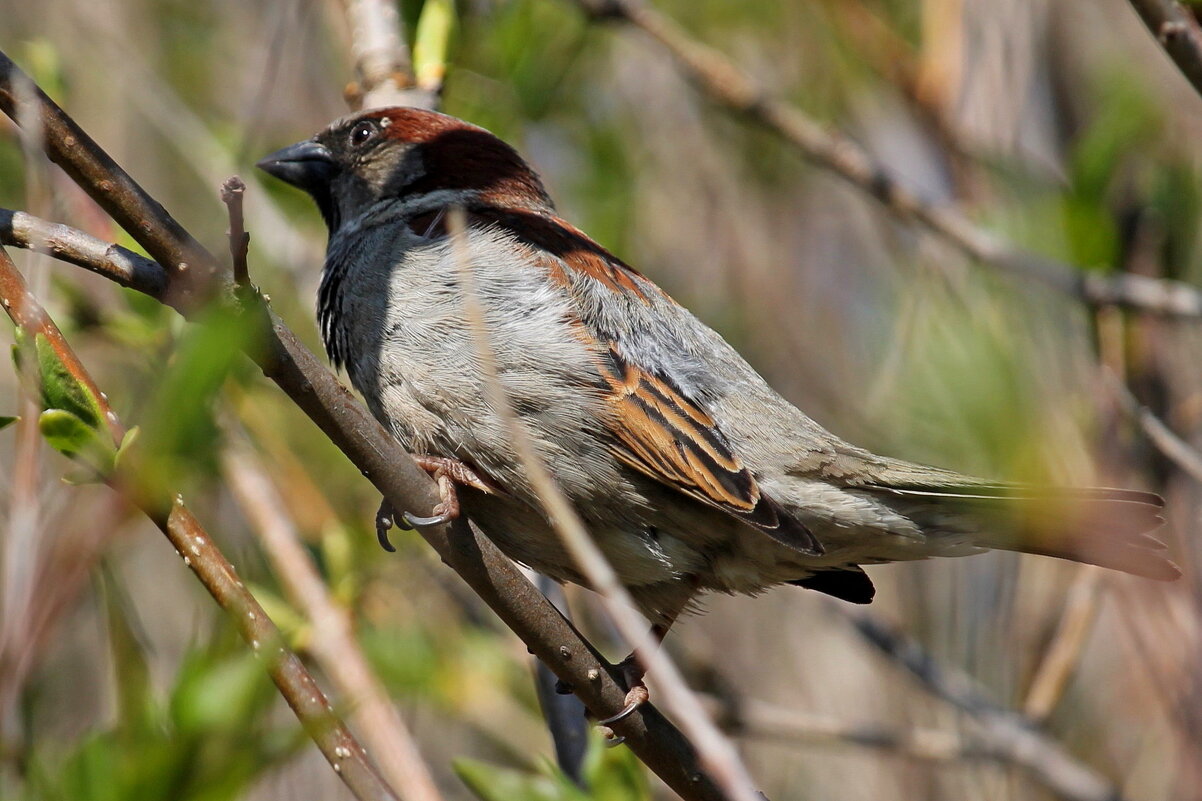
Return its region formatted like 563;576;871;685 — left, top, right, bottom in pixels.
221;177;250;289
0;52;219;306
0;53;732;801
0;208;168;296
446;207;766;801
71;5;315;274
223;439;446;801
1105;369;1202;485
1127;0;1202;99
0;245;399;801
845;611;1128;801
734;699;1010;765
574;0;1202;318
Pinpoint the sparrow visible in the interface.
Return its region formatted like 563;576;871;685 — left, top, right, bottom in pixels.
258;107;1178;639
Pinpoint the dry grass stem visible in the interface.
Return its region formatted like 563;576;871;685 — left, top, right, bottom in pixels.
1022;568;1104;722
223;439;446;801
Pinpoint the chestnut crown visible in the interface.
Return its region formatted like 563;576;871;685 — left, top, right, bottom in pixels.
257;108;554;233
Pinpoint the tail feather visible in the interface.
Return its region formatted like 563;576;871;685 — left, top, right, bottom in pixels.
864;480;1179;581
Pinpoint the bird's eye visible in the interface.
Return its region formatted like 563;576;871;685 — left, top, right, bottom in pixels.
349;121;378;148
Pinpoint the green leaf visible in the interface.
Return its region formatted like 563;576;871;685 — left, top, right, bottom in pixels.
39;408;100;458
99;565;155;741
134;303;257;494
413;0;456;89
114;425;140;468
583;735;650;801
171;652;266;736
35;333;104;429
0;415;17;431
39;409;118;477
454;758;588;801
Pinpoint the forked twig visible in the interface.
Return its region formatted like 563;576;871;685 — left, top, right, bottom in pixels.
1105;370;1202;485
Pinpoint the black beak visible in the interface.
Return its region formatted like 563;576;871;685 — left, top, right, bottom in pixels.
256;139;336;194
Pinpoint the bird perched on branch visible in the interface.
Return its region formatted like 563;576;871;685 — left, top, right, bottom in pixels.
259;107;1177;714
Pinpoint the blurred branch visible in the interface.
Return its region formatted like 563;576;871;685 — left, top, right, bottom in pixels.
1127;0;1202;98
734;699;1017;765
223;440;446;801
447;208;765;801
340;0;436;109
0;245;400;801
71;5;317;274
574;0;1202;318
845;611;1128;801
1105;369;1202;485
0;49;732;801
1022;568;1104;723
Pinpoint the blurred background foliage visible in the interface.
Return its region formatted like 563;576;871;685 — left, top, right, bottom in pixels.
2;0;1202;799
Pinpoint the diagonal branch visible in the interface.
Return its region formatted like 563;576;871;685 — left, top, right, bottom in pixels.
0;208;167;296
0;245;399;801
0;52;219;306
1104;369;1202;485
0;51;731;801
1127;0;1202;99
222;438;445;801
573;0;1202;318
845;611;1128;801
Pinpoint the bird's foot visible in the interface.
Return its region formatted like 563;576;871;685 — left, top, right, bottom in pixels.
408;454;498;495
377;456;496;550
598;653;650;726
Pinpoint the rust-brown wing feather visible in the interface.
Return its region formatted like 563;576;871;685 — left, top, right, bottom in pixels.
598;348;822;555
463;205;822;555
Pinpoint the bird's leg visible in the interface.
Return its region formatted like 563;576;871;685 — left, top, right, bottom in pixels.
376;455;497;551
598;619;675;726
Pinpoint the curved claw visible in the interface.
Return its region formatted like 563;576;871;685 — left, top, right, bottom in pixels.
597;684;649;726
602;731;627;748
402;510;450;528
375;503;398;553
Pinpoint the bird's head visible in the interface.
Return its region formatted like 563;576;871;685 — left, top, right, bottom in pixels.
257;107;553;234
